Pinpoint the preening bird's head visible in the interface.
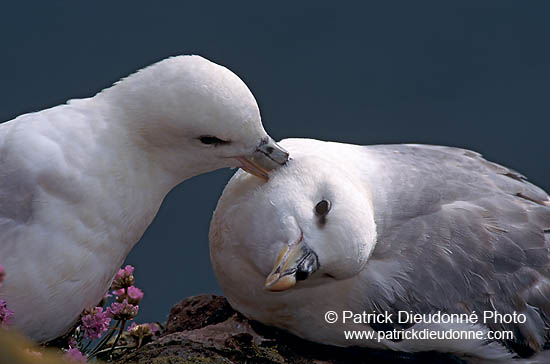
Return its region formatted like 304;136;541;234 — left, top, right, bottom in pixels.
211;151;377;293
101;55;288;181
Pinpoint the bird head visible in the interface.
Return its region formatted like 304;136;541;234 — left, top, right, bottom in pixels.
101;55;288;181
211;149;377;293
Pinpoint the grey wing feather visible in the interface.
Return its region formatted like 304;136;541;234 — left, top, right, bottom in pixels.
362;144;550;354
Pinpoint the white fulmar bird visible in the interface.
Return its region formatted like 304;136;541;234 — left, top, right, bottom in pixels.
210;138;550;363
0;55;289;342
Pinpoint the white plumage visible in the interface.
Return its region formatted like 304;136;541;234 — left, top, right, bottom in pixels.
0;55;288;342
210;138;550;363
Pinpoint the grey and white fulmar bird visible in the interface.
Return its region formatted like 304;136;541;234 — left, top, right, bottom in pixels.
0;55;288;342
210;138;550;363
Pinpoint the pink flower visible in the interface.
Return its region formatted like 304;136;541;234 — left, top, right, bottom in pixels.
107;299;139;320
81;307;111;339
111;265;135;290
0;264;5;287
112;288;125;297
126;321;138;332
127;286;144;305
112;285;144;305
124;265;134;275
68;337;78;348
64;347;87;363
0;298;14;327
116;265;134;279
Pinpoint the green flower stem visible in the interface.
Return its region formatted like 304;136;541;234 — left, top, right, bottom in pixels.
87;345;133;357
82;339;92;352
107;319;127;359
88;320;121;357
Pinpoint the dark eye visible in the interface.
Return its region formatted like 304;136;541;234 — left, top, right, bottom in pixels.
314;200;331;216
198;136;229;145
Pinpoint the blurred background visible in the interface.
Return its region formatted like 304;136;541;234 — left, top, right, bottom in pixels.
1;1;548;324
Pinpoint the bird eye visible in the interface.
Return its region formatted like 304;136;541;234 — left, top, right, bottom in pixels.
314;200;331;216
198;136;229;145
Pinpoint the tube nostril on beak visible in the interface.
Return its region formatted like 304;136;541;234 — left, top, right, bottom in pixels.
236;138;289;180
296;250;319;281
255;138;289;167
295;269;309;281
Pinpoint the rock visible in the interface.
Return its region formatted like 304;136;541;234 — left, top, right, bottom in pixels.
164;295;234;334
115;295;465;364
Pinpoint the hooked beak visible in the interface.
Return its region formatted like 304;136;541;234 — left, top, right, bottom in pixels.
237;137;289;180
264;232;319;292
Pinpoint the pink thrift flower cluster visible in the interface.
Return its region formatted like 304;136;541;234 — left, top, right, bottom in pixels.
0;264;14;327
127;285;144;303
111;265;135;290
107;265;141;320
81;307;111;339
107;299;139;320
0;300;13;328
64;347;87;363
113;285;144;305
69;264;144;360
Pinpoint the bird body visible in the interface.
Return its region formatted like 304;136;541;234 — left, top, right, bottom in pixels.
210;138;550;362
0;55;288;342
1;100;167;342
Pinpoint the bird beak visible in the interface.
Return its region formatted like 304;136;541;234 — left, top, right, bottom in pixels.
264;233;319;292
237;137;289;180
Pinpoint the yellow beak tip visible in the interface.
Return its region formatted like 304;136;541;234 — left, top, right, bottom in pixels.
264;274;297;292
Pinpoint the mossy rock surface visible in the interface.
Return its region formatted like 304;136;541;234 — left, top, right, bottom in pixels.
115;294;464;364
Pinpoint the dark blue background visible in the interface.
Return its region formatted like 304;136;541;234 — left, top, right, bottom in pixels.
1;1;548;324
